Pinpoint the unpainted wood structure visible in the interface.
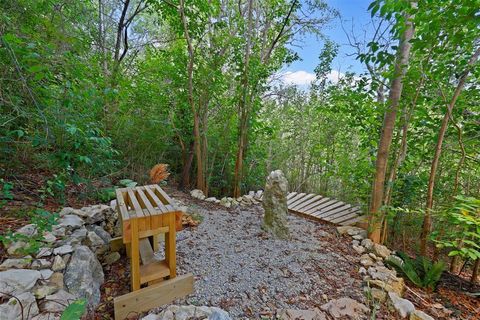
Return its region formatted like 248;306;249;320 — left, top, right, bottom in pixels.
260;191;362;226
113;185;193;319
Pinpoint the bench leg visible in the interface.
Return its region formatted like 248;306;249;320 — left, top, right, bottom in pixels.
130;217;141;291
165;214;176;278
152;234;160;252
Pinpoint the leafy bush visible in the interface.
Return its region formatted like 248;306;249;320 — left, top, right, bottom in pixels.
0;178;14;208
51;123;119;181
96;179;139;203
0;208;58;256
386;252;445;290
39;174;67;204
433;196;480;262
118;179;137;188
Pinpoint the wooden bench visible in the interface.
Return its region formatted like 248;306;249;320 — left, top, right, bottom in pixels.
116;184;178;290
113;185;194;319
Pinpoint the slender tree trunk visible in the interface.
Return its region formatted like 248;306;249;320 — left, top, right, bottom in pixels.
384;75;425;206
98;0;108;76
232;0;254;197
111;0;130;87
450;110;466;196
471;259;479;284
420;46;480;255
180;141;194;189
368;5;415;242
179;0;206;192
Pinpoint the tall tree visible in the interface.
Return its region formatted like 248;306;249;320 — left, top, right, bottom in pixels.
368;0;416;242
420;46;480;254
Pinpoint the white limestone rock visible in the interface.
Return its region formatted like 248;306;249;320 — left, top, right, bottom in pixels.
410;310;434;320
353;245;366;254
78;204;110;224
0;291;39;320
57;215;84;229
39;269;54;280
53;245;73;255
372;243;391;259
33;284;58;299
0;256;32;270
388;291;415;318
16;224;38;237
41;290;77;313
320;297;369;319
360;254;375;267
277;308;327;320
0;269;41;297
51;255;66;272
36;247;53;258
190;189;205;200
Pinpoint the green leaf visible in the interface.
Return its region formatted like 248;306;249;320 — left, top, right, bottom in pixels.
60;299;87;320
119;179;137;187
448;250;460;257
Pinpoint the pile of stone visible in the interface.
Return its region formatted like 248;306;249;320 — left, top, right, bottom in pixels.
190;189;263;209
337;226;435;320
142;305;231;320
140;298;372;320
0;204;121;320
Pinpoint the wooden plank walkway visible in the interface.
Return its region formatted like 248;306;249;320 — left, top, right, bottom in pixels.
260;191;362;226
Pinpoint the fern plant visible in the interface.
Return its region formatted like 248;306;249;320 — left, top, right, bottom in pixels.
386;252;445;290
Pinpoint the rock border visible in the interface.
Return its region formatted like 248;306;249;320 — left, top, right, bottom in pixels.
0;204;120;320
190;189;263;208
337;226;435;320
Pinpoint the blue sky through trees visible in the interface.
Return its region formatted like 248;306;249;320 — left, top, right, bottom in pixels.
281;0;373;86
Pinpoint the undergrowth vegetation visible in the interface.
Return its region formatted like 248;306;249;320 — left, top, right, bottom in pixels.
0;0;479;284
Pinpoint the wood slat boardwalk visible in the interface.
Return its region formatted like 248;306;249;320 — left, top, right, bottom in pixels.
261;192;362;226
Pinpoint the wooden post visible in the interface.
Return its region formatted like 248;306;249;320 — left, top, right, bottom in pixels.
130;217;140;291
165;213;176;278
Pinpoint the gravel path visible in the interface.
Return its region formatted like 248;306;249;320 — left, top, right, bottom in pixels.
165;193;365;318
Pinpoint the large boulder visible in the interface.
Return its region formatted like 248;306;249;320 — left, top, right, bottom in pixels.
64;246;104;307
262;170;289;239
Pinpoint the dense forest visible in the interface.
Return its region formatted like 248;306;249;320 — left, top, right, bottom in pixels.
1;0;479;308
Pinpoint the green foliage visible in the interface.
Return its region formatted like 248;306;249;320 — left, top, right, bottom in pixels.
433;196;480;262
386;252;445;290
39;174;67;204
0;208;58;255
0;179;14;208
96;179;139;202
118;179;138;188
97;187;117;203
0;0;479;271
60;299;87;320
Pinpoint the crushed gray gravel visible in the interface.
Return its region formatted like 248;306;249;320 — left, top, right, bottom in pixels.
157;196;365;318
